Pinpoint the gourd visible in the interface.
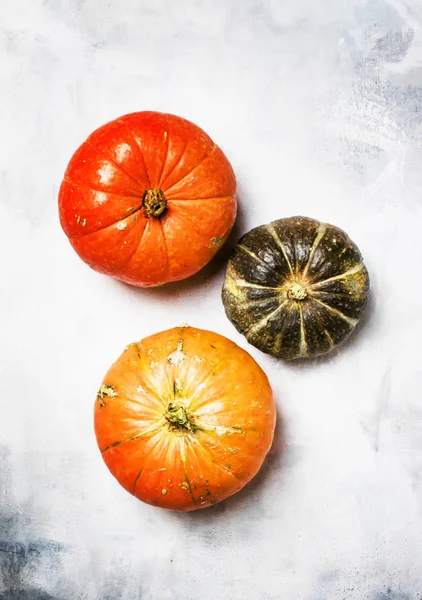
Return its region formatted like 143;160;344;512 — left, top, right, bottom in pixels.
222;216;370;360
59;111;236;287
94;326;276;511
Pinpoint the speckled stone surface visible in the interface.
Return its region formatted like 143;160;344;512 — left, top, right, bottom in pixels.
1;1;422;598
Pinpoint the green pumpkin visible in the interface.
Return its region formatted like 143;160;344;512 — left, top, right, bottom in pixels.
222;216;370;360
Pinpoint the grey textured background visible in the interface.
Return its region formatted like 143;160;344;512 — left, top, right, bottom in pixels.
1;0;422;598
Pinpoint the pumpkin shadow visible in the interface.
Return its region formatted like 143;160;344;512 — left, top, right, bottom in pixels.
171;404;287;524
280;292;376;372
114;195;247;300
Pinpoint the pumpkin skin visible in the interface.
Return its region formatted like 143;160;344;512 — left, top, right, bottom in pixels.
222;216;370;360
59;112;237;287
94;326;276;511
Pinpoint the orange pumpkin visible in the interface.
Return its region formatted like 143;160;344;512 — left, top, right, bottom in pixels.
58;111;237;287
94;326;276;511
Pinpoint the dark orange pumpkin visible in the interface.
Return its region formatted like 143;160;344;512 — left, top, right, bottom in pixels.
94;326;276;511
59;112;237;287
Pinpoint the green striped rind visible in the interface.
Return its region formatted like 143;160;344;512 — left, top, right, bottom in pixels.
222;216;370;360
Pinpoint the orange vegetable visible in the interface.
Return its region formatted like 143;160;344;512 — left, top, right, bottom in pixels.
94;326;276;511
59;111;237;287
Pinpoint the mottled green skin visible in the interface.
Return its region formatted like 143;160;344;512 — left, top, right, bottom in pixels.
222;216;370;360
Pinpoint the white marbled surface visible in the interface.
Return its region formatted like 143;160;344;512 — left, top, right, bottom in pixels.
2;0;422;598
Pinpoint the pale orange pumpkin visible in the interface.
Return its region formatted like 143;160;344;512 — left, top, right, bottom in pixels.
94;326;276;511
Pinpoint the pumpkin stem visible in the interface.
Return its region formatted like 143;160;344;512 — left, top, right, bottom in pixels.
142;188;167;218
165;402;192;430
288;283;308;301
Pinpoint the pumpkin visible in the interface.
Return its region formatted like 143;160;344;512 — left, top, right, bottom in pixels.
222;216;370;360
58;112;237;287
94;326;276;511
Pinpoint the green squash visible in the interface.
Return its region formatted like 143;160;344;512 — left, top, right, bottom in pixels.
222;216;370;360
